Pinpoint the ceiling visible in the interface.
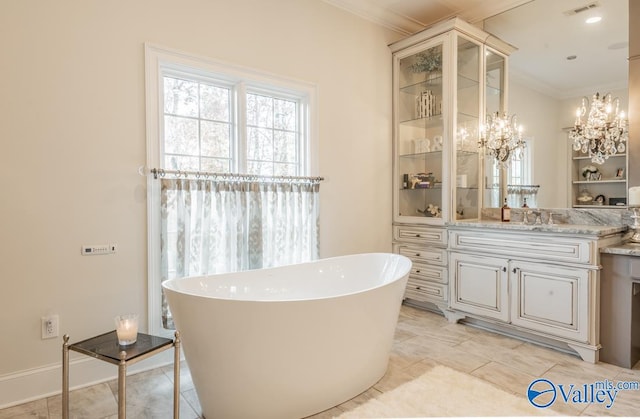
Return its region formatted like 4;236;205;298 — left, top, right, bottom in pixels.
324;0;629;98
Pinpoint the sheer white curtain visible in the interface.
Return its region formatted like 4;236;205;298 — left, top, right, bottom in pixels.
160;177;320;328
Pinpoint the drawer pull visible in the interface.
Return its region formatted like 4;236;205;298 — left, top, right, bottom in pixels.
502;267;506;272
415;253;421;257
416;286;421;290
415;270;421;274
512;268;517;274
415;234;421;238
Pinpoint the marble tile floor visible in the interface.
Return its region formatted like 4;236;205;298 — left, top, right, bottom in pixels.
3;304;640;418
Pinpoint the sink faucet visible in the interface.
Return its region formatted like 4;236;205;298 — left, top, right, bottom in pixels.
524;210;542;225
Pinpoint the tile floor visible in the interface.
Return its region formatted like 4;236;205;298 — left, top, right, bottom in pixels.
2;304;640;418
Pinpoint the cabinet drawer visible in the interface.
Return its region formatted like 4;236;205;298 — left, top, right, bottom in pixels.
410;262;447;284
405;279;447;303
394;225;447;246
398;245;447;266
449;230;593;264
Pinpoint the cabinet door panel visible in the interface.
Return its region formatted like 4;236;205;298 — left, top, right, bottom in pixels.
450;252;509;321
511;260;589;342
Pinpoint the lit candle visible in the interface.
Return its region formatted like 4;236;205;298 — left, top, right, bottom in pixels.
115;314;138;346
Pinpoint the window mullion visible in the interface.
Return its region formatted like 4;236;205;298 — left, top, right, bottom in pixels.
236;82;247;173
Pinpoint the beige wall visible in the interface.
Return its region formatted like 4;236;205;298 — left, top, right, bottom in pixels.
509;81;562;207
0;0;401;404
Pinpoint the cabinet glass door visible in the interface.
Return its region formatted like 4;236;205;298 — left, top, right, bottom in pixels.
395;41;446;223
454;36;481;220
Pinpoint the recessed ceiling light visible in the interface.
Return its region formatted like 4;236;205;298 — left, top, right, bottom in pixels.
586;16;602;24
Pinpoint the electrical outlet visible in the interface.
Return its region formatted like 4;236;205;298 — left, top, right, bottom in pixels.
41;315;59;339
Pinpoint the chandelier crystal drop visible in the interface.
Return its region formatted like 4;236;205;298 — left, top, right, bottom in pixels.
569;92;628;165
478;112;525;166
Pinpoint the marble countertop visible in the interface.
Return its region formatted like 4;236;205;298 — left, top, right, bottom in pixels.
450;220;627;236
601;242;640;256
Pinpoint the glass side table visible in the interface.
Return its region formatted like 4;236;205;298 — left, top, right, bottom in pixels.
62;330;180;419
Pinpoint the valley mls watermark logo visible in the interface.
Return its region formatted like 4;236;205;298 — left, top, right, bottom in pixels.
527;379;557;408
527;378;640;410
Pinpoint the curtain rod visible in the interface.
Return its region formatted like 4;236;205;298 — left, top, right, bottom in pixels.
149;168;324;183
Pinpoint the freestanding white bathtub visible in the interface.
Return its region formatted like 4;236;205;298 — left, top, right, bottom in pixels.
162;253;411;419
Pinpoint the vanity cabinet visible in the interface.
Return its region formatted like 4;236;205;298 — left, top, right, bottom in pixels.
390;18;513;310
450;252;589;341
447;226;618;362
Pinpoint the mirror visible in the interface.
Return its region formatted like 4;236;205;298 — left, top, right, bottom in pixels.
480;0;629;208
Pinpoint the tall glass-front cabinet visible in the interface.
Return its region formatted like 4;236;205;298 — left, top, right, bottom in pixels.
390;18;513;311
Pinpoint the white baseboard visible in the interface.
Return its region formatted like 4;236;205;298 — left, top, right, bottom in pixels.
0;350;174;409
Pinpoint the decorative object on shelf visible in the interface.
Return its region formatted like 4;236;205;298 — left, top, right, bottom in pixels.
408;173;436;189
418;204;441;217
412;138;430;153
627;186;640;243
609;197;626;206
577;188;593;204
416;90;439;118
569;92;628;165
432;135;443;151
478;111;525;165
616;168;625;178
409;50;442;74
581;165;601;181
594;194;606;205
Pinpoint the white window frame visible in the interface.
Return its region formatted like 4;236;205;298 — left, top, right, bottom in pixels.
144;44;318;335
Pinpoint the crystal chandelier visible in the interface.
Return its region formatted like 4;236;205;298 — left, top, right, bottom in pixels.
478;111;525;166
569;92;628;165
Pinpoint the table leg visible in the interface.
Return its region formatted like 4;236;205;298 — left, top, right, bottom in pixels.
118;351;127;419
62;335;70;419
173;331;181;419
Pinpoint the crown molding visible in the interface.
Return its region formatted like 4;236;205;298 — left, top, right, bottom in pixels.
322;0;426;35
323;0;531;36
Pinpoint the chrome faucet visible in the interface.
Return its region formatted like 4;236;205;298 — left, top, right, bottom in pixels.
524;210;542;225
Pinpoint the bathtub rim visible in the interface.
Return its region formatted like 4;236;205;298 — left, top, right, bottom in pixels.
161;252;411;303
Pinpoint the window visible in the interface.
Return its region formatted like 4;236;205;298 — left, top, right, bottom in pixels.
145;44;318;335
161;71;307;176
486;138;533;208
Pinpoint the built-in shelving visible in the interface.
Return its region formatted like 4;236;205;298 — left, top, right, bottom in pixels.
569;148;628;208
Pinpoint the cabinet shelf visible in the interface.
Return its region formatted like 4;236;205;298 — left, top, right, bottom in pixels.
399;114;443;126
572;154;626;160
572;179;626;184
400;186;442;191
399;77;443;94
